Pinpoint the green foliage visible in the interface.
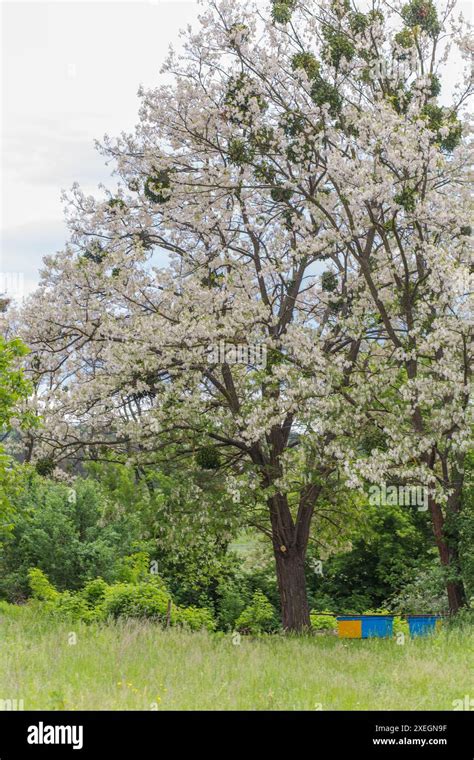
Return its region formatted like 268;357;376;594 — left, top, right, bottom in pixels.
393;28;415;59
349;12;369;34
54;591;92;622
394;186;417;213
0;337;36;537
322;28;355;68
254;161;277;184
271;0;296;24
386;88;413;115
310;76;342;116
224;73;266;125
235;590;277;633
359;428;387;454
307;501;434;614
368;10;384;24
116;551;152;583
107;197;126;212
228;138;255;166
394;28;414;49
421;104;462;151
26;567;216;631
291;52;320;79
28;568;59;602
321;270;338;292
280;110;306;137
387;564;448;614
270;186;293;203
0;472;140;600
83;241;106;264
439;122;462;152
250;127;276;153
428;74;441;98
310;610;337;631
331;0;350;19
84;460;243;615
216;579;248;629
0;337;31;428
81;578;109;606
144;170;172;204
459;452;474;598
228;23;250;46
447;605;474;629
35;457;55;477
393;615;409;636
401;0;441;37
195;445;222;470
102;579;172;622
176;605;216;631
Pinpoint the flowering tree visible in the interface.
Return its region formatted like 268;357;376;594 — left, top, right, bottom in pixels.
19;0;471;627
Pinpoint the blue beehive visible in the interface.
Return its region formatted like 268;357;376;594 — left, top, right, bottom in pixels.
406;615;442;637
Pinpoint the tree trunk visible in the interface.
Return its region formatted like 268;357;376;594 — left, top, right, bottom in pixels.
429;495;467;615
274;545;310;631
267;492;311;632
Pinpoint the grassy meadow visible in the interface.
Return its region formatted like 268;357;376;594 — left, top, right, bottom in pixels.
0;605;472;711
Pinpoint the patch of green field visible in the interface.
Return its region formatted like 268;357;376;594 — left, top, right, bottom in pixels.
0;605;471;711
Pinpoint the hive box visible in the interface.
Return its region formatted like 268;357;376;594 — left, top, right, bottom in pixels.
406;615;442;637
337;615;394;639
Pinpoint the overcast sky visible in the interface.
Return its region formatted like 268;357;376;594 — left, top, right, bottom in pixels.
1;0;200;297
1;0;471;299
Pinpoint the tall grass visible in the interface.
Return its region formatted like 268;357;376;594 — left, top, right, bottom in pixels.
0;605;471;710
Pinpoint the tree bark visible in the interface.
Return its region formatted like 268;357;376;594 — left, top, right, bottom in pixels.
267;492;312;632
429;495;467;614
273;545;310;631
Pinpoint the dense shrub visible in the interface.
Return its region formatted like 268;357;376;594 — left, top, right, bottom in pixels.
0;472;140;600
27;568;59;602
310;610;337;632
102;580;172;622
385;564;448;614
307;501;434;614
27;568;216;631
176;605;216;632
235;590;276;634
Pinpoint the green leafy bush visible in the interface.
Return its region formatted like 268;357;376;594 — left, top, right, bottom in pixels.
235;590;276;634
394;186;417;212
81;578;109;606
102;580;172;622
28;568;59;602
386;564;448;614
195;445;222;470
26;569;217;630
310;610;337;631
54;591;91;622
176;605;216;631
393;616;409;636
0;473;140;600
